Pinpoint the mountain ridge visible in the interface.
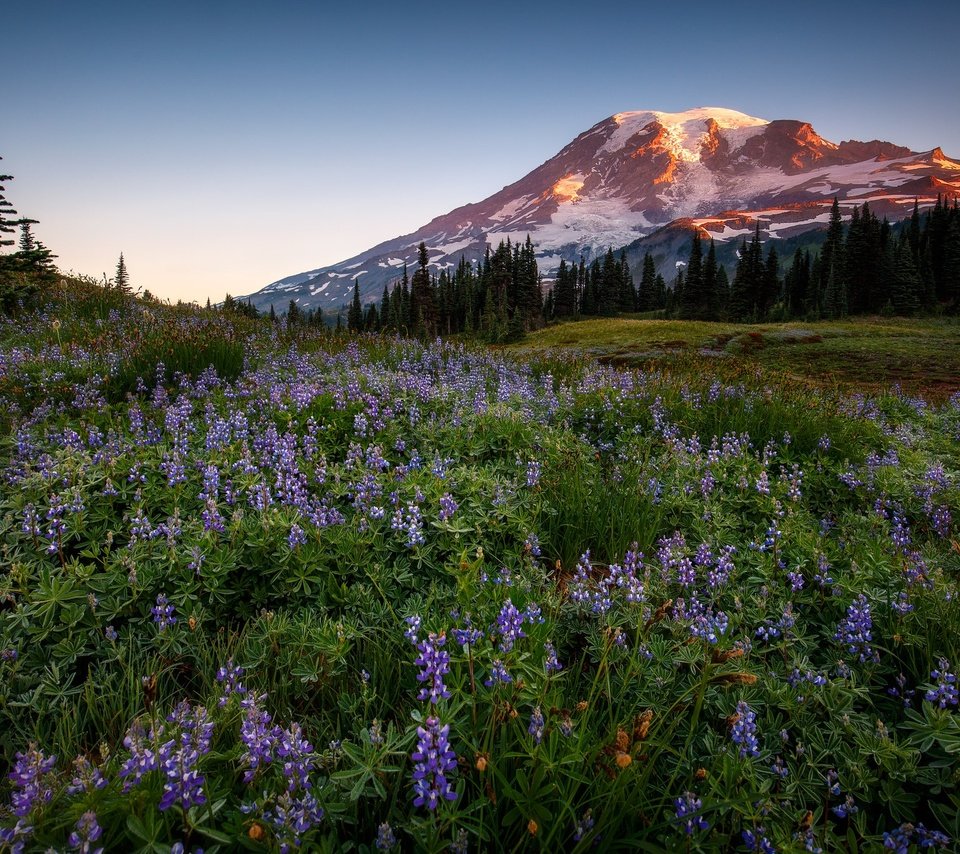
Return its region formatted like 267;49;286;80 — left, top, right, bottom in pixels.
244;107;960;313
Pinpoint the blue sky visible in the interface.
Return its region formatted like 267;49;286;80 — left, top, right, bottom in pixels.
5;0;959;304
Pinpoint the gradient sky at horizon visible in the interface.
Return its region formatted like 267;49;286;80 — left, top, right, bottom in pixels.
5;0;959;305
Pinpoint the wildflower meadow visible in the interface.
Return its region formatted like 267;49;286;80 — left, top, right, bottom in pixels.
0;283;958;852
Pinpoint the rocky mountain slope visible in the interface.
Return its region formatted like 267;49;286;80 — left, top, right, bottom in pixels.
246;107;960;312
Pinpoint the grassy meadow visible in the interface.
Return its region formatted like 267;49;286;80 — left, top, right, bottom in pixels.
516;316;960;402
0;284;958;852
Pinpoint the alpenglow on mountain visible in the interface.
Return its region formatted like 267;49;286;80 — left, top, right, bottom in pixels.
247;107;960;312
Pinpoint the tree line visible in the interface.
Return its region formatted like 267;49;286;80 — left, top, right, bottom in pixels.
671;196;960;323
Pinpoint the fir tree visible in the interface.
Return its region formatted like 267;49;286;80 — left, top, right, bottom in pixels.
943;217;960;311
115;252;131;294
410;242;437;336
703;239;719;320
552;259;576;317
0;160;17;249
890;236;922;316
347;278;363;332
678;234;703;319
638;252;658;311
287;299;302;325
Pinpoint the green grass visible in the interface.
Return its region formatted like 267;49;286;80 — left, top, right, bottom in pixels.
516;316;960;400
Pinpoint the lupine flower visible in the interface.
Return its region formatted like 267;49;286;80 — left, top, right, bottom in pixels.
528;707;544;745
835;594;878;663
0;818;33;852
925;659;958;709
263;789;325;853
438;493;458;521
414;633;451;705
826;769;841;797
240;692;281;783
882;823;950;851
730;701;760;758
888;672;915;709
573;808;594;842
832;794;858;819
411;716;457;810
158;703;214;811
119;720;160;791
216;658;247;707
375;822;397;850
525;460;542;487
287;523;307;549
674;792;709;834
544;641;563;673
7;744;57;816
742;828;776;853
449;828;469;854
68;811;104;854
484;659;512;686
277;722;315;792
67;756;108;795
151;593;177;631
494;600;526;653
404;615;422;645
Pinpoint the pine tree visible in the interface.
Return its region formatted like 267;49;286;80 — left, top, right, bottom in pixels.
287;299;302;325
702;239;719;320
552;259;576;317
819;198;845;316
678;234;703;319
943;217;960;311
638;252;657;311
617;250;635;312
728;240;753;321
598;248;620;316
760;244;780;318
410;242;437;336
347;279;363;332
0;160;18;249
115;252;131;294
890;236;922;316
17;219;37;252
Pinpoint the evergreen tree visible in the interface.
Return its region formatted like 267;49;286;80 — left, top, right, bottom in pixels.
616;250;635;312
17;219;37;252
819;198;845;316
0;160;17;249
347;279;363;332
637;252;657;311
943;217;960;311
728;240;753;321
760;244;780;318
552;259;576;317
410;242;437;336
715;267;730;316
115;252;131;294
598;248;620;316
678;234;703;319
703;239;719;320
287;299;302;325
890;236;922;316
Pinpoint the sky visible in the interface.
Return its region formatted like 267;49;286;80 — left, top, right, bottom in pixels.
4;0;959;305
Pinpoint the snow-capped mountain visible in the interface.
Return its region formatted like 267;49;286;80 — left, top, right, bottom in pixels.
247;107;960;312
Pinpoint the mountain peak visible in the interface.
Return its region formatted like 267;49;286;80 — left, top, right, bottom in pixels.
246;109;960;313
602;107;769;162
